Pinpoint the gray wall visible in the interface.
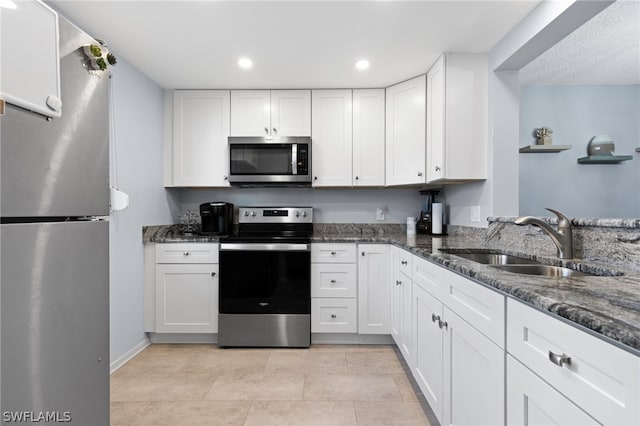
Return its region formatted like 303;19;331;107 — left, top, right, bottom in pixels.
179;188;422;224
109;58;179;365
519;85;640;218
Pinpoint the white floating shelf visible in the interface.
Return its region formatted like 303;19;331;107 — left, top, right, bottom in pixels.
519;144;572;153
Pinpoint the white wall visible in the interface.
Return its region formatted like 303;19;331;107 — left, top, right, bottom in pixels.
109;58;179;365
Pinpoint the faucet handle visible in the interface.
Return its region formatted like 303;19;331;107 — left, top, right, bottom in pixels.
545;208;571;227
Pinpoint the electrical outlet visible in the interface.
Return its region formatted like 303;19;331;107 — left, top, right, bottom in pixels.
470;205;481;222
376;208;385;221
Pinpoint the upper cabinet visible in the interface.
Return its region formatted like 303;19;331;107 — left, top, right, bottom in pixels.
426;53;488;183
385;75;426;186
171;90;230;187
230;90;311;137
1;0;61;118
353;89;385;186
311;90;353;187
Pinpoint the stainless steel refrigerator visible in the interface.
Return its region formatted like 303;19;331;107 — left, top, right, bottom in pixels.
1;16;110;425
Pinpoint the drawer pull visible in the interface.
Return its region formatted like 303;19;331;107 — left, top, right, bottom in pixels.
548;351;572;368
330;251;337;255
211;272;216;277
438;320;448;330
431;313;440;323
362;251;365;257
396;280;402;286
331;314;337;319
401;260;408;265
330;279;337;284
183;252;190;256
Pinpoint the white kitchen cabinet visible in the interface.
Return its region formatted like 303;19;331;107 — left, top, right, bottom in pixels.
172;90;230;187
390;247;413;364
352;89;385;186
357;244;390;334
385;75;426;186
1;0;61;118
507;298;640;425
230;90;311;136
426;53;488;184
507;355;599;426
311;243;357;333
311;90;353;187
149;243;219;334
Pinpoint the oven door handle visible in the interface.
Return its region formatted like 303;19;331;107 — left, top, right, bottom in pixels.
220;243;310;252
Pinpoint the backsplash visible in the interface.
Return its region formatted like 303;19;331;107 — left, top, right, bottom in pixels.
477;217;640;273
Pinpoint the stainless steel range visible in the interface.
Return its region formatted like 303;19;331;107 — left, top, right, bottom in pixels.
218;207;313;347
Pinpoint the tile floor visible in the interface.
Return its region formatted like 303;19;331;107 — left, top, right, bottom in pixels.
111;344;435;425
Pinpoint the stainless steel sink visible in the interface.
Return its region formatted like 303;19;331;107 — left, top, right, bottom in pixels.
440;250;539;265
489;264;593;277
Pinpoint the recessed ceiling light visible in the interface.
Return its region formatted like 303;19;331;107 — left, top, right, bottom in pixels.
238;57;253;69
0;0;17;9
355;59;370;70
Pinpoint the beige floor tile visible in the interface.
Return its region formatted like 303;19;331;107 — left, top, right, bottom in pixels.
392;374;419;402
346;352;405;374
244;401;357;426
180;349;270;374
110;402;151;425
311;344;395;353
265;351;348;373
206;371;305;401
354;401;431;425
115;350;192;375
303;373;402;402
111;373;216;402
132;401;251;425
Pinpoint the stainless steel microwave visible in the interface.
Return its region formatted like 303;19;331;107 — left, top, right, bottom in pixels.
228;136;312;185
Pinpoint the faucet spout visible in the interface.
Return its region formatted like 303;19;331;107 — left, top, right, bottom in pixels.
515;208;573;259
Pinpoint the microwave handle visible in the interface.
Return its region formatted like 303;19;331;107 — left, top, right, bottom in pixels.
292;144;298;175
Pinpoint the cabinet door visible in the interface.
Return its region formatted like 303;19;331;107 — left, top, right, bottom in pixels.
155;264;218;333
173;90;230;186
412;283;444;423
426;55;445;182
271;90;311;136
507;355;599;426
390;246;402;345
444;307;504;426
311;90;353;187
385;75;426;186
352;89;385;186
400;271;413;365
358;244;390;334
230;90;271;136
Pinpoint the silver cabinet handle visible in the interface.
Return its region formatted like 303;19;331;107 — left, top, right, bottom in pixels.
314;176;318;181
438;320;448;330
396;280;402;286
183;252;190;256
331;314;337;319
273;127;277;134
362;251;365;257
401;260;408;265
431;314;440;323
264;127;269;134
330;251;337;255
211;272;216;277
355;176;359;180
330;279;337;284
435;166;441;172
223;175;228;180
548;351;572;367
417;171;423;177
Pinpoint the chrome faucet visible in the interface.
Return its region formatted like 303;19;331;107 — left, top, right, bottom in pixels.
514;208;573;259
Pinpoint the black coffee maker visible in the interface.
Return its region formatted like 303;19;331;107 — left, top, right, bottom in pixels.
200;202;234;236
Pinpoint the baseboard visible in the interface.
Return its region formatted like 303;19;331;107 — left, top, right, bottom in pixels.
148;332;218;344
311;333;394;345
110;337;150;374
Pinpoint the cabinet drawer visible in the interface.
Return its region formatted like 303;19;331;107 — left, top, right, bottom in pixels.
311;264;357;298
507;298;640;426
311;243;356;263
311;298;357;333
398;249;413;278
412;255;447;301
155;243;218;264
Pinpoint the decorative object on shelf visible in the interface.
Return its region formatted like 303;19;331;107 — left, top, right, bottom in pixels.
519;145;571;153
635;147;640;153
82;40;117;71
534;127;553;145
178;210;199;235
578;134;633;164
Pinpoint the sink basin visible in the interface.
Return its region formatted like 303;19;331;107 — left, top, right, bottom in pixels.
440;250;539;265
489;264;593;277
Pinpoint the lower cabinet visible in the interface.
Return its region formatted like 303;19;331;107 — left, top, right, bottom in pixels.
155;264;219;333
358;244;390;334
390;246;413;364
507;355;599;425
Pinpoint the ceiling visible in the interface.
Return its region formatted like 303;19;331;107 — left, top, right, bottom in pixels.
50;0;539;89
520;0;640;85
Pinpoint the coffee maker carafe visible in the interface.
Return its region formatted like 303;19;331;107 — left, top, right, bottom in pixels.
200;202;234;236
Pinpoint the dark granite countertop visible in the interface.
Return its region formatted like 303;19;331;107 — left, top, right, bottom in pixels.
143;224;640;355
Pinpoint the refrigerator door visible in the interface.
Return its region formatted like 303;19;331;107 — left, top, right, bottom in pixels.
1;221;109;424
0;17;109;218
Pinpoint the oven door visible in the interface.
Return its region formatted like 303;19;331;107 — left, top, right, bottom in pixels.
219;243;311;314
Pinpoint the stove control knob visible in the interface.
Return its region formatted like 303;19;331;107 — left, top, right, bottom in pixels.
302;211;307;218
244;211;249;217
295;210;300;218
250;211;256;217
